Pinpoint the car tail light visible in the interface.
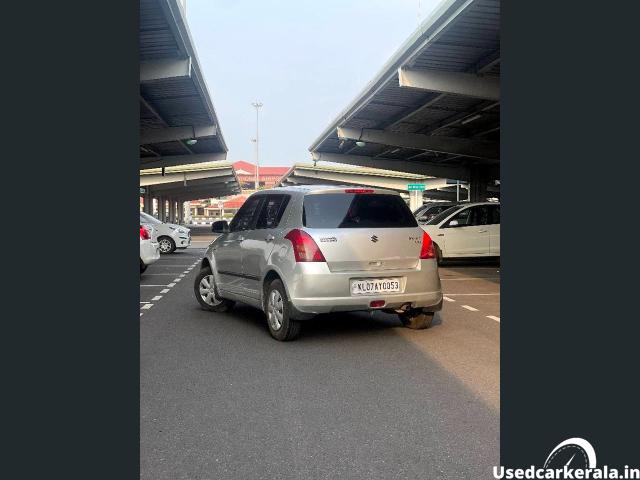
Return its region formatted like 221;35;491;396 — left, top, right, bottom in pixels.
344;188;374;193
140;225;150;240
284;229;326;262
370;300;385;308
419;231;436;259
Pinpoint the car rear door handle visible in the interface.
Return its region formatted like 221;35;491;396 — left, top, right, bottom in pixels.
265;235;275;242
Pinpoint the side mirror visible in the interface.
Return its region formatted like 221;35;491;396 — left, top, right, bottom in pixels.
211;220;229;234
448;219;459;227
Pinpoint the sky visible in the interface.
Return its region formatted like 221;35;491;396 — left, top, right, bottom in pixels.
186;0;442;167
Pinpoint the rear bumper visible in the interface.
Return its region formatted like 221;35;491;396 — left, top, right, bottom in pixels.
286;260;442;316
140;241;160;266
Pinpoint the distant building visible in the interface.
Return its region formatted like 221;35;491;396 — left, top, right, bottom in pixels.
233;161;289;190
185;162;289;223
188;194;249;222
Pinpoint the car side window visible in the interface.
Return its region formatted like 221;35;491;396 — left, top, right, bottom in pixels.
471;205;490;226
255;194;290;230
444;207;473;227
229;196;264;232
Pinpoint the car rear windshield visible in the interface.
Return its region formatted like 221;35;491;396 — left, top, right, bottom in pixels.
303;193;417;229
424;206;461;225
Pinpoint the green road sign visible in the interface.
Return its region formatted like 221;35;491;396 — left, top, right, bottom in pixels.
407;184;426;191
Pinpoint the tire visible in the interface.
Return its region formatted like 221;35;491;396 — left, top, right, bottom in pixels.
399;309;434;330
265;279;301;341
158;236;176;254
194;266;235;312
140;259;147;274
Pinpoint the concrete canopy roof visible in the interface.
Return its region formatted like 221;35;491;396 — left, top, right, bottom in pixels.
277;163;467;200
140;0;228;169
140;161;241;201
309;0;499;182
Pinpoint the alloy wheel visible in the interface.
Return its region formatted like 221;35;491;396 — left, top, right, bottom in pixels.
159;238;173;253
267;289;284;331
199;275;222;306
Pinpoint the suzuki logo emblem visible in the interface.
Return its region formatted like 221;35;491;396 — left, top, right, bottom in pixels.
370;235;378;243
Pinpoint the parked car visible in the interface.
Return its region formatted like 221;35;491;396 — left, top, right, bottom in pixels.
420;202;500;263
194;186;443;341
413;202;460;224
139;211;191;254
140;224;160;274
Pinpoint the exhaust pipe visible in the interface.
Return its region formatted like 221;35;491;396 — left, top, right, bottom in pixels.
395;302;412;314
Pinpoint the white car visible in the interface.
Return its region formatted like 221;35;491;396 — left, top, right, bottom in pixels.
140;211;191;254
420;202;500;262
140;224;160;273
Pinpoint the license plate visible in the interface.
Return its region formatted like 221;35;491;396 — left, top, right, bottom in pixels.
350;278;401;296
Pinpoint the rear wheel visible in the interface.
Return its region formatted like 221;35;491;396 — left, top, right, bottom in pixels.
158;236;176;254
399;309;434;330
140;259;147;274
194;266;234;312
265;279;301;341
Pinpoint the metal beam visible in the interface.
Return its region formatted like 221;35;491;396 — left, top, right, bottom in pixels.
287;169;450;193
398;67;500;101
148;185;236;198
140;57;191;83
140;153;227;169
140;124;217;145
311;152;471;181
422;189;463;201
337;127;499;161
140;171;235;188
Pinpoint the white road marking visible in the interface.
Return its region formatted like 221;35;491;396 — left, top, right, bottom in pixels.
179;274;185;278
167;283;176;287
487;315;500;322
151;296;163;301
141;304;153;310
160;289;169;294
173;278;181;282
156;265;193;267
140;313;143;317
140;301;150;304
461;305;479;312
141;273;180;275
443;296;455;302
139;284;169;287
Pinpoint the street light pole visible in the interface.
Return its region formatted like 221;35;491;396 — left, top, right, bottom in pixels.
251;101;263;190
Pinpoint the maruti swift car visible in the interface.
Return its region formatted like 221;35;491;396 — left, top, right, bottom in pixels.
194;186;443;341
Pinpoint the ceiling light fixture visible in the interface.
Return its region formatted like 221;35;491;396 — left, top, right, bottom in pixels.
186;125;198;145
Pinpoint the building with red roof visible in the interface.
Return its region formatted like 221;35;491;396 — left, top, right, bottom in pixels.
233;161;289;190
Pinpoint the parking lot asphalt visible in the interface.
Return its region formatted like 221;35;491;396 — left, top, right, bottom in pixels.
140;239;500;480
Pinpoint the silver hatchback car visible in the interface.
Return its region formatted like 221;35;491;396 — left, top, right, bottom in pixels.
194;186;443;341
